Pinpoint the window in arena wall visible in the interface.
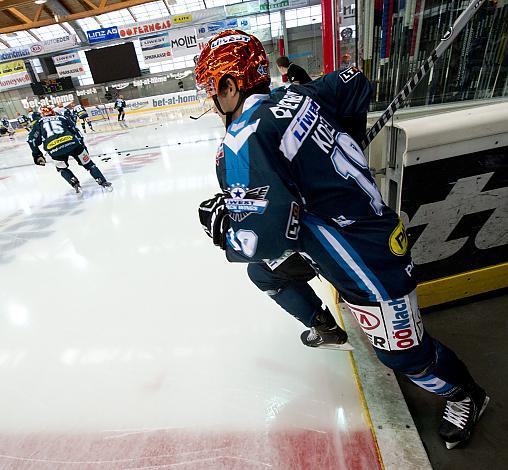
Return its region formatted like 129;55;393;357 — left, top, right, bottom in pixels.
34;24;70;41
96;9;134;27
1;31;38;47
76;17;101;31
170;0;205;15
129;1;171;21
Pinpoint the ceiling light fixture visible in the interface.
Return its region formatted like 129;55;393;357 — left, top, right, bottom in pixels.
34;0;47;4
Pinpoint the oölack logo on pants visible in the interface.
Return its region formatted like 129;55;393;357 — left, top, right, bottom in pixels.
346;291;423;351
384;294;423;351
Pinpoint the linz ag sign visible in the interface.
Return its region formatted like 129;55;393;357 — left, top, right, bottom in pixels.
87;27;120;44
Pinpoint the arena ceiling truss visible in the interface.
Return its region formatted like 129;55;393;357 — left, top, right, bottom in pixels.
0;0;176;34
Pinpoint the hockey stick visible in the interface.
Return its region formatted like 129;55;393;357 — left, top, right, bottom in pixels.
361;0;488;150
189;108;212;120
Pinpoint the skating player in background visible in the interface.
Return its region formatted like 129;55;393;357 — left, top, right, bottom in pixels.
71;101;94;133
27;108;42;128
54;102;73;121
27;106;112;194
16;112;30;131
114;95;126;122
195;29;489;450
0;117;15;139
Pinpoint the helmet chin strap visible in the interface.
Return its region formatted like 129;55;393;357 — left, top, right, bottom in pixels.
213;90;245;129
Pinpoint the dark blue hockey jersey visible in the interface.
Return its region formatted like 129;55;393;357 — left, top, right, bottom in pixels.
28;115;84;158
216;67;397;263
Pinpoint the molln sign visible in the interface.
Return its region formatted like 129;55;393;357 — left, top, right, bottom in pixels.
167;27;200;58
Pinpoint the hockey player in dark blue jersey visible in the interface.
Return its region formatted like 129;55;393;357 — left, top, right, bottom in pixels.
27;106;111;193
195;30;488;450
27;108;42;128
71;101;94;133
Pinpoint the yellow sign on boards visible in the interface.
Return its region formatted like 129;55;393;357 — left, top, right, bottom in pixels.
172;14;193;24
0;60;27;77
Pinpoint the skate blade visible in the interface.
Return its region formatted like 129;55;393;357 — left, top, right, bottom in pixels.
316;341;354;351
102;185;113;192
445;441;460;450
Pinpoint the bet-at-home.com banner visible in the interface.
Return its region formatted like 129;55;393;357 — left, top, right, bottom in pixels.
52;51;85;78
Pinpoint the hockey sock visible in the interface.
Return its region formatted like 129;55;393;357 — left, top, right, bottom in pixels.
405;338;475;401
83;161;107;184
58;168;79;187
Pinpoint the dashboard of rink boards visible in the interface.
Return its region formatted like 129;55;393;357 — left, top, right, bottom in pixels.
382;102;508;308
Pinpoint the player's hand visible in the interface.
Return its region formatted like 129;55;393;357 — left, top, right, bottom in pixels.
198;194;230;249
34;155;46;166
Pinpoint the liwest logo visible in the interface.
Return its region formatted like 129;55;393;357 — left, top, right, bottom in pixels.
211;35;250;48
279;97;320;161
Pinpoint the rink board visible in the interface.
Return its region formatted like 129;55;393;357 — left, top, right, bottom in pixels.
388;103;508;308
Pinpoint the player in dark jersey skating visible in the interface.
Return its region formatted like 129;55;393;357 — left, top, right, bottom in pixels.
71;101;94;133
16;112;30;131
27;106;111;193
114;96;126;122
195;29;488;450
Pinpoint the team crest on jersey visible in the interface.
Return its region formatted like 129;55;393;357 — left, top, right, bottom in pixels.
339;66;360;83
225;184;269;222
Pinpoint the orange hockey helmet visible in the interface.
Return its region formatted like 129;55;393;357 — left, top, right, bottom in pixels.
195;29;270;98
40;106;55;116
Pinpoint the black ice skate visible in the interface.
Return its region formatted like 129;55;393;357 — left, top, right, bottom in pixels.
300;308;353;351
70;178;82;195
99;180;113;192
439;383;489;449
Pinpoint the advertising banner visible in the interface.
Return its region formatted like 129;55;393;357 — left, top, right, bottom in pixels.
53;51;85;78
172;14;193;24
140;32;172;64
118;19;172;39
87;27;120;44
167;27;200;58
197;18;250;38
402;147;508;283
0;60;31;90
258;0;290;13
0;35;78;62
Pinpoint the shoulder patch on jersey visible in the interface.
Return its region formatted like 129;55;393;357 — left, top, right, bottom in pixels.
339;66;360;83
223;119;260;154
225;184;269;222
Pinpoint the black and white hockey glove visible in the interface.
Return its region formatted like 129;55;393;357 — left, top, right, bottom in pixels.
198;194;230;250
33;153;46;166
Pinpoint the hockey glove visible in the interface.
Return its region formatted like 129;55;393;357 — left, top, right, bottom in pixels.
33;153;46;166
198;194;230;249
